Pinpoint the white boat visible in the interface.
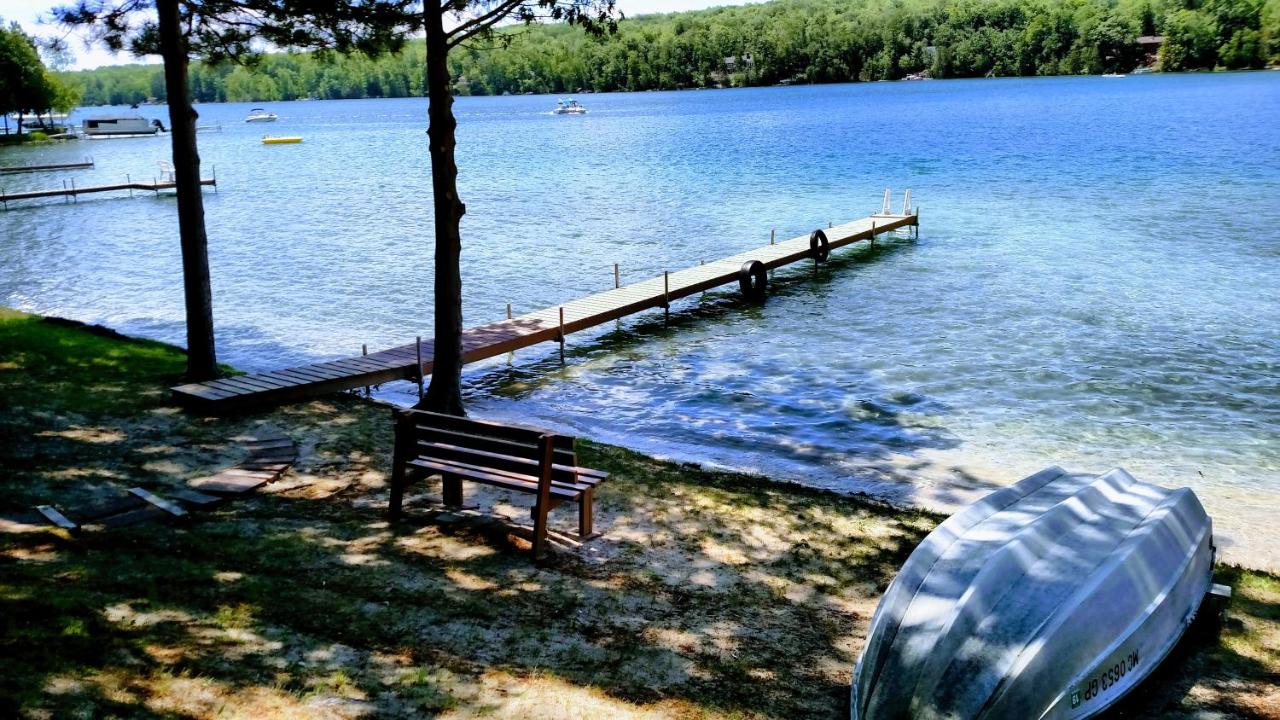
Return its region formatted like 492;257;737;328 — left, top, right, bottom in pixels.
82;114;164;137
552;98;587;115
244;108;278;122
852;466;1223;720
1102;72;1126;78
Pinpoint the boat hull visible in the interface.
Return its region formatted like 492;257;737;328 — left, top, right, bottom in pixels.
851;467;1214;720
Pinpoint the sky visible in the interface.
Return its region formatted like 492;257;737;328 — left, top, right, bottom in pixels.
1;0;758;71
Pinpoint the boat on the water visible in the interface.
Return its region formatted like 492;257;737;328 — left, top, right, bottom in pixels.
82;114;164;137
552;98;587;115
261;135;302;144
245;108;278;122
852;466;1223;720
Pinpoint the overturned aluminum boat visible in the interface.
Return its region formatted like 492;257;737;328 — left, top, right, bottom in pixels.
852;466;1217;720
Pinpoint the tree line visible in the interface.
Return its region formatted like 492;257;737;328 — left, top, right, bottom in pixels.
59;0;1279;106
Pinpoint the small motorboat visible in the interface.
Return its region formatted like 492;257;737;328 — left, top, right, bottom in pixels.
261;135;302;144
852;466;1225;720
552;98;587;115
244;108;278;122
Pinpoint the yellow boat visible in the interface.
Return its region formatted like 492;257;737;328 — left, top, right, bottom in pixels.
261;135;302;144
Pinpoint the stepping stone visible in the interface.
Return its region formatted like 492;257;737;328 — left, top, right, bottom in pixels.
36;505;78;531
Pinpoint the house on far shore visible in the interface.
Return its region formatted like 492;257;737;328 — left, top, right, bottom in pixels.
1138;35;1165;67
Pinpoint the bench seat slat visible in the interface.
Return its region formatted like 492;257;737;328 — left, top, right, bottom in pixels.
414;440;605;487
410;454;594;494
407;458;583;500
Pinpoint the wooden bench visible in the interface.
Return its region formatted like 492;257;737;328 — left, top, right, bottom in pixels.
388;409;608;558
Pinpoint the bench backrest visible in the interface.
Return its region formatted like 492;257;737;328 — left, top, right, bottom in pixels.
395;409;581;484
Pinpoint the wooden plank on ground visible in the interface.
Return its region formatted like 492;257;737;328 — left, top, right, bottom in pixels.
128;487;189;517
36;505;78;530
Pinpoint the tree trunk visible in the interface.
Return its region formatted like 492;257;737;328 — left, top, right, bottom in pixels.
157;0;218;381
419;11;466;416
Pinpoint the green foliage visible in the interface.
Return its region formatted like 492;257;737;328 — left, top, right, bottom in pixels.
55;0;1280;104
0;20;78;121
1162;9;1222;69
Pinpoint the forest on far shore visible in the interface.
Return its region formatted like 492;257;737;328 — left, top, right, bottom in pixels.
61;0;1279;105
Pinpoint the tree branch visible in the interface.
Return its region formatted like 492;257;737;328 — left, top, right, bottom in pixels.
446;0;525;47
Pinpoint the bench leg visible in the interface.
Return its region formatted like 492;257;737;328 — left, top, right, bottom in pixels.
389;462;407;521
578;489;593;538
531;434;555;561
442;473;464;508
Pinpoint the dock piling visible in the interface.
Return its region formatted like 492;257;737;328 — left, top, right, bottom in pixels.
558;307;566;363
771;228;776;245
362;344;370;397
614;263;620;289
415;336;424;401
663;271;670;325
506;303;513;320
127;174;133;197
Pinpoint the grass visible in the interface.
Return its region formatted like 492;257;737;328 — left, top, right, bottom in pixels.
1;307;1277;719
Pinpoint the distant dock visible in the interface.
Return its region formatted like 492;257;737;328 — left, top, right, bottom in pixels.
173;197;919;413
1;175;216;208
0;158;94;175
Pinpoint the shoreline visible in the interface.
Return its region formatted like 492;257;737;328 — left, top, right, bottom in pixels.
2;307;1278;718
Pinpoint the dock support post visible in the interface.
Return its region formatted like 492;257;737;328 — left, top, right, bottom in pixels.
558;307;566;363
770;228;775;245
212;164;217;193
70;177;75;203
614;263;620;289
871;221;876;249
127;173;133;197
415;336;424;401
914;206;920;238
362;344;370;397
506;303;512;320
663;271;670;325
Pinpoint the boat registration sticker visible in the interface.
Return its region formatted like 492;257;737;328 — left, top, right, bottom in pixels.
1071;649;1141;709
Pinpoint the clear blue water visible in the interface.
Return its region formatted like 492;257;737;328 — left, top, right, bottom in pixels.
2;73;1277;566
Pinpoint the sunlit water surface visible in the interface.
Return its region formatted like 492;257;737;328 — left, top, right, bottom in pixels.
2;73;1277;567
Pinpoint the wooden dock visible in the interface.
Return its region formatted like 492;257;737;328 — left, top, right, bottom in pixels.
173;209;919;413
0;158;94;175
1;177;215;208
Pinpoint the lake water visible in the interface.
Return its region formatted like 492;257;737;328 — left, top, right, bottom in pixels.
2;73;1277;569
